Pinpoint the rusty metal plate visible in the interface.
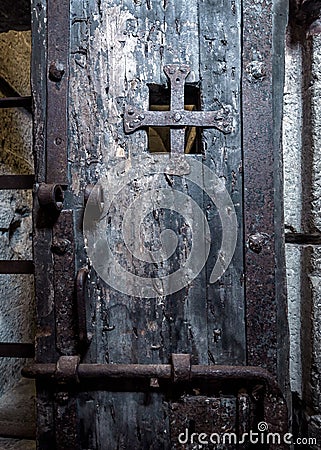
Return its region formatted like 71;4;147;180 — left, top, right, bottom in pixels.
170;396;240;449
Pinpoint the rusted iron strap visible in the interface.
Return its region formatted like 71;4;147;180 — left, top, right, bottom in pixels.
23;357;283;397
0;260;34;274
0;175;34;190
0;96;32;109
53;211;77;354
124;108;232;132
46;0;70;185
242;0;283;380
0;343;35;358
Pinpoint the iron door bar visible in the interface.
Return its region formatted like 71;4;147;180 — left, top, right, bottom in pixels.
23;354;284;397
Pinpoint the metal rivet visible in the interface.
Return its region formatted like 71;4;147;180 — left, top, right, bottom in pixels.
49;62;65;82
246;61;266;83
248;232;270;253
51;238;71;255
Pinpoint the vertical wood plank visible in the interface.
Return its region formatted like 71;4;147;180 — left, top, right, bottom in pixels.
198;0;245;365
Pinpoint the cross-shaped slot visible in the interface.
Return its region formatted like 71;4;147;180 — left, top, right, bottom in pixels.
124;64;232;155
148;84;202;154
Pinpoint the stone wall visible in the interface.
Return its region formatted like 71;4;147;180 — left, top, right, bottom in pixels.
283;15;321;444
0;30;34;397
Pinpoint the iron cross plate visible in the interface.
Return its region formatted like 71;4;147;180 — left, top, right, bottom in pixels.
124;64;233;154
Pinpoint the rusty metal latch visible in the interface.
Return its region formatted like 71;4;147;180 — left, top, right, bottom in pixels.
171;353;191;383
56;355;80;384
124;64;233;154
22;354;284;397
37;183;64;211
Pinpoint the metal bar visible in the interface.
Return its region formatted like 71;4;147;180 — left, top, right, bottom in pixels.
46;0;70;185
53;211;77;354
0;343;35;358
0;175;34;190
242;3;289;442
164;64;189;110
285;232;321;245
242;0;284;379
0;260;34;274
124;108;232;133
0;76;32;113
0;420;35;439
0;96;32;109
170;128;185;155
22;361;282;396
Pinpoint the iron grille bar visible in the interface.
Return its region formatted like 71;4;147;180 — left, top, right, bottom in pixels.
0;261;34;274
0;175;34;190
0;420;35;440
0;76;32;113
0;343;34;358
285;232;321;245
0;96;32;109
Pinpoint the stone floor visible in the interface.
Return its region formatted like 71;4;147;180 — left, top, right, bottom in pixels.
0;439;35;450
0;378;35;449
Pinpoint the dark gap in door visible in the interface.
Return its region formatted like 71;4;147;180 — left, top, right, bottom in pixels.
148;84;202;154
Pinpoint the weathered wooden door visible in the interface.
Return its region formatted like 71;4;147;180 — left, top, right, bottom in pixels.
26;0;289;448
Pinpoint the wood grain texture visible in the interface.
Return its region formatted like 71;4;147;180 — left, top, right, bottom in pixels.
69;0;244;447
32;0;288;446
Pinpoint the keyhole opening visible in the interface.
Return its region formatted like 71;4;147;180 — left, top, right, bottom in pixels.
147;84;202;154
